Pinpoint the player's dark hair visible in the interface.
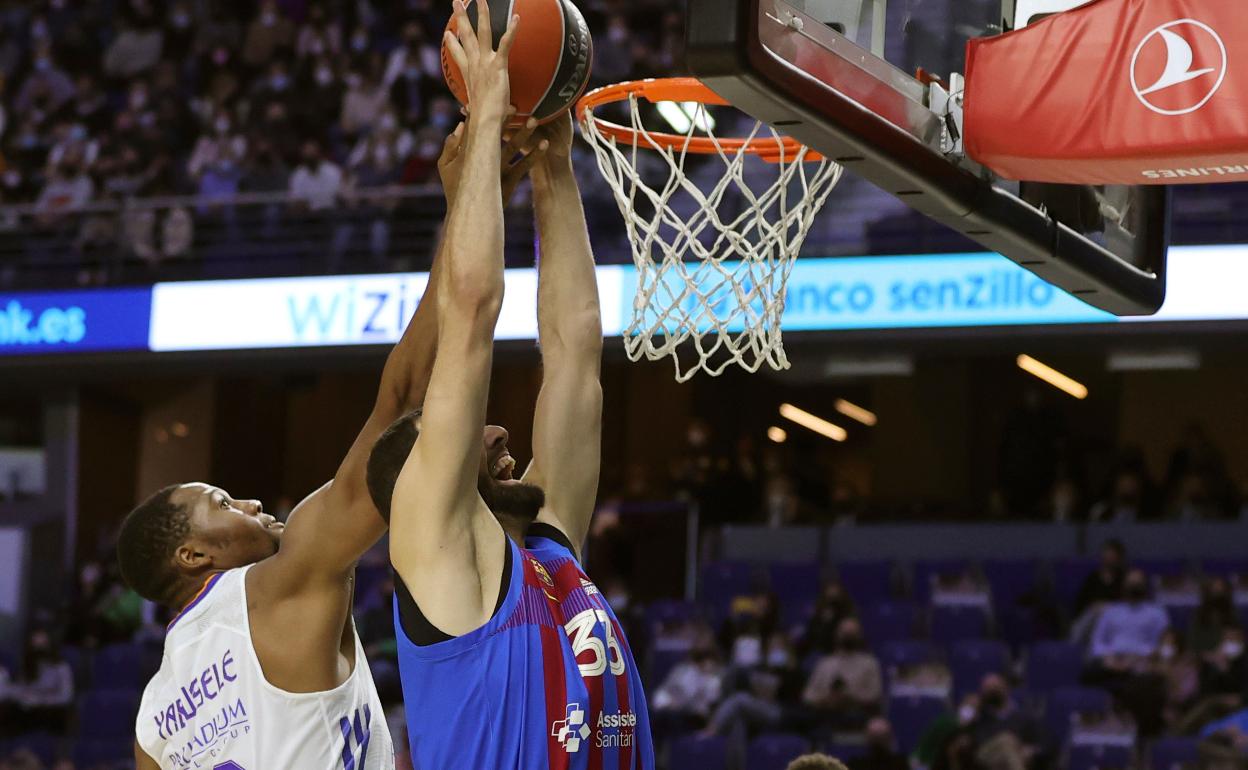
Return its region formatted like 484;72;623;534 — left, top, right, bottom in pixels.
367;409;423;523
116;484;191;606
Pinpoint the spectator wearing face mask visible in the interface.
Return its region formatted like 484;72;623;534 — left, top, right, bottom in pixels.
1154;629;1201;732
243;0;295;69
1176;628;1248;734
10;628;74;733
803;618;882;730
296;4;342;60
1191;577;1242;655
848;717;910;770
965;674;1045;770
804;581;857;656
1085;568;1171;735
341;60;390;138
650;640;725;734
188;110;247;186
251;59;296;119
289;139;342;212
701;632;805;770
14;45;75;118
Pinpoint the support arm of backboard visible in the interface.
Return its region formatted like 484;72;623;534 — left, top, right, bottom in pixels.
794;0;887;57
687;0;1168;316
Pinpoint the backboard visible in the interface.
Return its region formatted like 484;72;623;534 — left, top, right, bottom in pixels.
686;0;1171;315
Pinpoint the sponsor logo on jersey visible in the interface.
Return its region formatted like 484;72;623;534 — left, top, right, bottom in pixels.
165;698;249;769
1130;19;1227;116
579;577;600;597
531;558;555;588
551;703;592;753
153;649;239;740
595;709;638;749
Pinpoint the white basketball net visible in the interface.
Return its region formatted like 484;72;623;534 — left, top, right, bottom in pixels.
580;91;843;382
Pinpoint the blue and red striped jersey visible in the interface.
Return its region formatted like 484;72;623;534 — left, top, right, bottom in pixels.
395;529;655;770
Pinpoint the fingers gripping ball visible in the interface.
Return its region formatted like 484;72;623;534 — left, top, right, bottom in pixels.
442;0;593;124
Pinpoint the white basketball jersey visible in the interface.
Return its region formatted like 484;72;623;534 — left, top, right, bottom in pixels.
136;566;394;770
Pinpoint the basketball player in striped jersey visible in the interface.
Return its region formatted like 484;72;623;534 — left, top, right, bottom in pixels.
365;2;655;768
116;108;547;767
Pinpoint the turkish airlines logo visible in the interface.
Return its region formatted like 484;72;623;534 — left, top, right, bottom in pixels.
1130;19;1227;116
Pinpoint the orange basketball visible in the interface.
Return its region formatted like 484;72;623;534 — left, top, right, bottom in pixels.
442;0;593;124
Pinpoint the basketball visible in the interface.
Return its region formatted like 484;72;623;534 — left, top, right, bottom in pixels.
442;0;593;124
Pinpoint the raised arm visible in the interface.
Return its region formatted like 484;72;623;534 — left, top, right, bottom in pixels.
524;113;603;554
388;0;517;636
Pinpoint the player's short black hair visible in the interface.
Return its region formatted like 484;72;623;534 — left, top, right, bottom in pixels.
367;409;423;523
116;484;192;606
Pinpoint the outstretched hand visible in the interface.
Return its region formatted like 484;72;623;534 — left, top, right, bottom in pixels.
443;0;518;126
438;114;550;205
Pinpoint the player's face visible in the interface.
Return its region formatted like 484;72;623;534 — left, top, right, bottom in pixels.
177;483;283;569
477;425;545;522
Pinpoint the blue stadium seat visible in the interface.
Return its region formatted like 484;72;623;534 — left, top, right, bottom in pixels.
644;599;698;634
74;737;135;768
769;562;821;604
1026;641;1085;695
1136;559;1189;578
748;733;813;770
877;640;944;670
670;735;727;770
1166;605;1196;634
77;689;141;742
1068;744;1132;770
1201;559;1248;579
91;642;147;690
862;601;919;644
1151;736;1199;770
949;640;1011;699
887;696;949;755
1052;559;1099;609
929;605;990;645
912;559;973;604
1045;687;1112;746
700;561;755;611
983;559;1040;610
836;561;895;606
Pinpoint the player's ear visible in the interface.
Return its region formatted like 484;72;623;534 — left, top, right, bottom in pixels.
174;541;214;571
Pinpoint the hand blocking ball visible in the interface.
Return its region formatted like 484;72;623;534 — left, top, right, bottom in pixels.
442;0;593;124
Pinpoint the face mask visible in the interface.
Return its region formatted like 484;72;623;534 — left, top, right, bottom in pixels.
373;147;391;165
405;65;421;80
346;74;363;89
309;38;325;55
261;12;277;26
130;91;148;110
35;57;51;71
3;170;21;187
172;12;192;29
214;118;230;134
1159;644;1177;661
767;649;790;667
69;124;88;142
379;113;397;132
351;35;368;52
430;111;452;130
316;68;334;86
958;704;977;725
270;74;289;91
31;20;49;39
213;49;229;66
608;25;627;42
1224;641;1245;658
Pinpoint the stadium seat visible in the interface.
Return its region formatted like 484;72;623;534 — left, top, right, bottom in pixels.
1045;687;1112;746
1166;605;1196;634
1052;559;1099;609
877;640;944;669
1026;641;1085;694
782;597;818;634
669;734;727;770
983;559;1040;610
862;601;919;644
836;561;896;606
929;605;990;644
748;733;813;770
644;599;698;634
949;640;1011;699
1136;559;1189;578
91;642;146;690
912;559;973;604
73;737;135;768
700;561;755;611
1068;744;1132;770
887;696;949;755
1150;736;1199;770
1200;559;1248;579
77;689;141;741
769;562;821;604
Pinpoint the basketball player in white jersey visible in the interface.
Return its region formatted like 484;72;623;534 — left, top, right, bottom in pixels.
117;113;548;769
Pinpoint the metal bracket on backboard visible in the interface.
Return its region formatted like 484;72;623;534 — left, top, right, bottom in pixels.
686;0;1168;315
793;0;888;57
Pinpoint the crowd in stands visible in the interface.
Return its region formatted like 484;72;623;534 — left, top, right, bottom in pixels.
653;415;1248;528
0;0;681;287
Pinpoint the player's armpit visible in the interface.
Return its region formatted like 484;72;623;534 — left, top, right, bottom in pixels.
135;741;160;770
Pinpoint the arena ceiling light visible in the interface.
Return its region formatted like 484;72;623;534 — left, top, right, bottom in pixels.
1016;354;1088;400
834;399;877;427
779;403;848;442
656;101;716;134
767;426;788;444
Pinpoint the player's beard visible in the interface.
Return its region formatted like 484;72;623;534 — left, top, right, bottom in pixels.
480;477;546;525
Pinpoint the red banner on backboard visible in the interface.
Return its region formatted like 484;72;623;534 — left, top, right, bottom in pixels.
964;0;1248;185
